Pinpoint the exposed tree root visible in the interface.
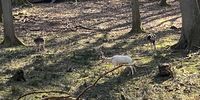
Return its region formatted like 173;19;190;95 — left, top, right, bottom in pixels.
0;36;25;47
129;28;144;34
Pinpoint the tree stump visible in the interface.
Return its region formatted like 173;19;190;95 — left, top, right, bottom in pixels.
159;0;170;7
11;69;26;82
158;63;173;77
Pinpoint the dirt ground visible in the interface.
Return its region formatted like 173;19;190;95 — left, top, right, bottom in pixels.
1;0;200;100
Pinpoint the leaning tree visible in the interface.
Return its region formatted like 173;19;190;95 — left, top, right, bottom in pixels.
172;0;200;51
0;0;23;46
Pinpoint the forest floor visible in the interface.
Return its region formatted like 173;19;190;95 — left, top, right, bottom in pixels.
1;0;200;100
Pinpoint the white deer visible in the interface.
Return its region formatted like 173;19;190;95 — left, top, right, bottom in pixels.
100;50;136;75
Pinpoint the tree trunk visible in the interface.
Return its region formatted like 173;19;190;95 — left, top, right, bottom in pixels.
159;0;170;6
130;0;142;33
1;0;24;46
0;1;2;22
172;0;200;51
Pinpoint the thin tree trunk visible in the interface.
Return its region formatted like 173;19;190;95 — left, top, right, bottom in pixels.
1;0;24;46
130;0;142;33
172;0;200;51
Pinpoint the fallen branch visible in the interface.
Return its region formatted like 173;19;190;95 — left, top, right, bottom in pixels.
43;96;75;100
76;64;135;100
17;91;69;100
75;25;105;32
75;25;94;30
17;64;135;100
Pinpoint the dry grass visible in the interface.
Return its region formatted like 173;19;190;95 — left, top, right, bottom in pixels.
1;0;200;100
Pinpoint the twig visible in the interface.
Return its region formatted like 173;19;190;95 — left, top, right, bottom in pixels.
43;96;74;100
75;25;105;32
76;64;134;100
75;25;94;30
17;91;69;100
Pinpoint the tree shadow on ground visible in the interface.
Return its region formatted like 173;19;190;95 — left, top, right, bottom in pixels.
73;56;159;99
0;47;36;67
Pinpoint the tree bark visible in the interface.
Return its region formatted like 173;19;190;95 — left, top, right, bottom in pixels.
130;0;142;33
1;0;24;46
0;0;2;22
172;0;200;51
